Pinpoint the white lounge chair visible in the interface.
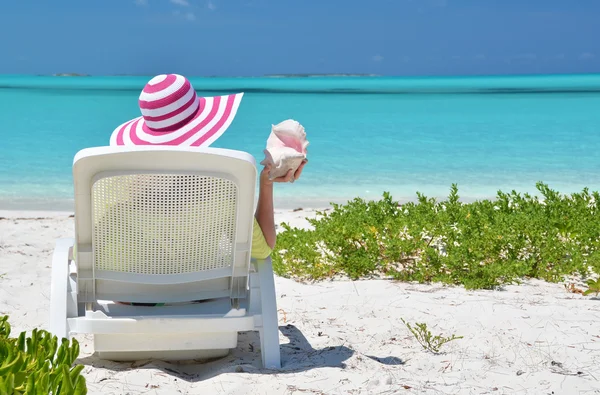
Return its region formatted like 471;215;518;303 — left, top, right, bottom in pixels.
49;145;281;368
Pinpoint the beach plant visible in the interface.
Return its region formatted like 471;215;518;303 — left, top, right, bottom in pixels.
273;183;600;289
401;318;462;353
583;278;600;297
0;315;87;395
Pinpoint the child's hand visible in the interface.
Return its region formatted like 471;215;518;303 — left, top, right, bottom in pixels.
261;159;307;185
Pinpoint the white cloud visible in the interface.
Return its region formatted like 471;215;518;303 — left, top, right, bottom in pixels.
207;1;217;10
372;55;384;62
134;0;148;5
474;54;486;60
580;52;595;60
171;0;190;6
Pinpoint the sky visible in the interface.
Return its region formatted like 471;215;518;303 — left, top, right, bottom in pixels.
0;0;599;77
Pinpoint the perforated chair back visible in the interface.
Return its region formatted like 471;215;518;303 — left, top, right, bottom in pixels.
72;146;256;304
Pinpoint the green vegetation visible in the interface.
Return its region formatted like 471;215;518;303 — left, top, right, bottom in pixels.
583;278;600;296
401;319;463;353
0;316;87;394
273;183;600;290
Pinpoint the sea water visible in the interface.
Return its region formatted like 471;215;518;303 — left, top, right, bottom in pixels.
1;74;600;210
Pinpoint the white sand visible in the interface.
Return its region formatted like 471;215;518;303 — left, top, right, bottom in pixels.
1;209;600;395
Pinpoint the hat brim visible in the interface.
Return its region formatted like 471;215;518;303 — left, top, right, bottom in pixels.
110;93;244;147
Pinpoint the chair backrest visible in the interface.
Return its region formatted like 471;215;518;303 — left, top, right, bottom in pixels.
72;146;256;304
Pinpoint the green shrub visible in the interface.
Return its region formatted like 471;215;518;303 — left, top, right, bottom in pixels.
0;315;87;395
401;318;463;353
273;183;600;289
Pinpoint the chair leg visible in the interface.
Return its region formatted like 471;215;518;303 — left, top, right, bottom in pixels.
49;238;75;340
256;257;281;369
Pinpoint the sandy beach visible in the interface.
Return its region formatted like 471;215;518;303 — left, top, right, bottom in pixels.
1;209;600;395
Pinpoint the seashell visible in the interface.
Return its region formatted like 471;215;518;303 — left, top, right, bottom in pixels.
260;119;309;182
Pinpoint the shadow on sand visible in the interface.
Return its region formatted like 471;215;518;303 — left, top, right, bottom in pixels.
76;324;399;382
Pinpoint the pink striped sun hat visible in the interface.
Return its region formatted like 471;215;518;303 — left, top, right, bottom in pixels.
110;74;244;147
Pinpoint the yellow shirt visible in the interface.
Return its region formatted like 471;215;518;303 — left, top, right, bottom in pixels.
252;217;272;259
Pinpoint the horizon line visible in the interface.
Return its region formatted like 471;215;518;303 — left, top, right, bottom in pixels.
1;71;600;79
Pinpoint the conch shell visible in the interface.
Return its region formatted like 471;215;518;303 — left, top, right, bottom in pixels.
260;119;309;182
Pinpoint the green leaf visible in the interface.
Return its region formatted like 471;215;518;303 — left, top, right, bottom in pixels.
72;376;87;395
0;373;15;395
0;352;23;376
55;342;66;366
24;371;36;395
69;365;84;383
59;364;73;394
17;332;26;353
35;372;49;395
0;316;11;339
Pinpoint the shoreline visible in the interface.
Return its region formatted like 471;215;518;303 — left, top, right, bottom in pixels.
2;180;600;214
0;209;323;233
0;210;75;219
0;207;328;219
0;200;337;213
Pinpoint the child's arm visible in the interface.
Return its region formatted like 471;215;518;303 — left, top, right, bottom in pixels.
255;161;307;249
255;167;276;249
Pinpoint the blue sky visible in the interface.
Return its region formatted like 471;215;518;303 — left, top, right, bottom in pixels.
1;0;599;76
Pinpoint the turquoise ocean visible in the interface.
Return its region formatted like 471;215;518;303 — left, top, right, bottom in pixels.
1;74;600;211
